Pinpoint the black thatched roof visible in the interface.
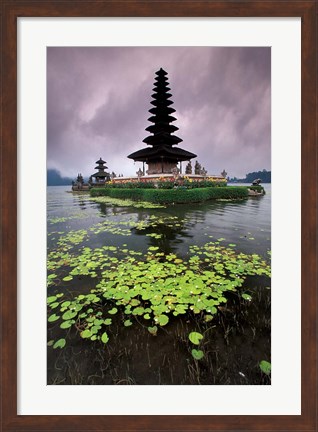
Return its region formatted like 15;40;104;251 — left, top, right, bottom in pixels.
128;145;196;162
95;157;106;165
92;171;109;178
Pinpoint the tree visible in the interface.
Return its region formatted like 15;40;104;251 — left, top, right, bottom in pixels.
245;170;271;183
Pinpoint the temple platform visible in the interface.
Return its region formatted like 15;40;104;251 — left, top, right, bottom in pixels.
112;174;226;184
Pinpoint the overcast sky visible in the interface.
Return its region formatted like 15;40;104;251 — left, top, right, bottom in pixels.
47;47;270;179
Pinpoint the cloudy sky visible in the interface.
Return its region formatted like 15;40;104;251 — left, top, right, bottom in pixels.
47;47;270;179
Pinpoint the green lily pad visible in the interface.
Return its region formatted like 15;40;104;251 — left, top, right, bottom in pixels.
101;332;109;344
47;296;57;304
60;320;73;329
259;360;271;375
61;301;71;308
48;313;60;322
148;326;158;336
81;329;92;338
189;331;204;345
62;310;77;320
53;338;66;349
157;314;169;326
191;349;204;360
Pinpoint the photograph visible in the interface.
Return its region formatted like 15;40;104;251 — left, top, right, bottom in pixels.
47;46;271;385
1;0;317;429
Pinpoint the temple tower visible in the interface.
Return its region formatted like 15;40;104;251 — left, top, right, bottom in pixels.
91;157;110;184
128;68;196;174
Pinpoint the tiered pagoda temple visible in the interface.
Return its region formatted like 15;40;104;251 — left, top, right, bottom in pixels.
91;157;110;184
128;68;196;175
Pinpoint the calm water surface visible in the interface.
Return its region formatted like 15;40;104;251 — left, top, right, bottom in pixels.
47;184;270;258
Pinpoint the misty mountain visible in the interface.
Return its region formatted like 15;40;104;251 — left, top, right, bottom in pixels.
47;169;73;186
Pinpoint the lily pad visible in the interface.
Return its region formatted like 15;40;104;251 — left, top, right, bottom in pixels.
189;331;204;345
157;314;169;326
81;329;92;338
259;360;271;375
48;313;60;322
60;320;73;329
62;310;77;320
101;332;109;344
47;296;57;304
53;338;66;349
191;349;204;360
148;326;158;336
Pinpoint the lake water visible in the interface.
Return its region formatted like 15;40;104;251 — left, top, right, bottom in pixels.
47;184;271;385
48;184;270;256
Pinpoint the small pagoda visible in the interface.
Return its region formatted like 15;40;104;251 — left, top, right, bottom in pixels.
128;68;196;174
91;157;110;185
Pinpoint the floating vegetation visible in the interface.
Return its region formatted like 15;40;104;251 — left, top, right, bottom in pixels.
89;196;165;209
47;237;270;349
48;213;89;224
47;214;192;278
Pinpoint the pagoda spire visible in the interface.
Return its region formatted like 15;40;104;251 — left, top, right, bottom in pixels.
127;68;196;175
143;68;183;146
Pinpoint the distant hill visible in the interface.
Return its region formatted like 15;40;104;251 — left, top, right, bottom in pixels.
229;169;271;184
47;169;73;186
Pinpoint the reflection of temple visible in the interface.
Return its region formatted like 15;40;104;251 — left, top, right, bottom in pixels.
91;158;110;186
128;68;196;175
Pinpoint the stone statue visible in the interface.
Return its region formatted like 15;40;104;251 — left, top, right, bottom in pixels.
252;178;262;185
201;167;207;177
171;167;179;178
136;168;143;178
185;161;192;174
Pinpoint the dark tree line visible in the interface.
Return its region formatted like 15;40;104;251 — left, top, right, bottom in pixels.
229;169;271;183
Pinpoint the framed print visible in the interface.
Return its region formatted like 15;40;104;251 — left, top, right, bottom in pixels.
1;1;317;431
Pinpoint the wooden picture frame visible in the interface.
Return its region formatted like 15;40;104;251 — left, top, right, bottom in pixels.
1;1;317;431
